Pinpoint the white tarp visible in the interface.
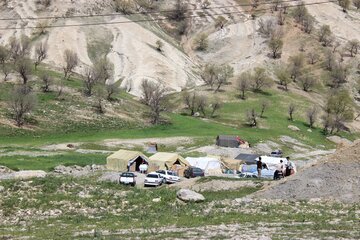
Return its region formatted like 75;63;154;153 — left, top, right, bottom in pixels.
256;156;296;172
186;157;222;175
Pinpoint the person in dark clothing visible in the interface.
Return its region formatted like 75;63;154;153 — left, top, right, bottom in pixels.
257;157;263;178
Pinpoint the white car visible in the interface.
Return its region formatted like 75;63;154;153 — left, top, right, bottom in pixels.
119;172;136;186
144;172;164;187
156;170;180;184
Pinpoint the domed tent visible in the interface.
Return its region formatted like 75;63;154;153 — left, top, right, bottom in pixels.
106;149;149;172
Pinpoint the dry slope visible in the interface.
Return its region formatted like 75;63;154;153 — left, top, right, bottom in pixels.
255;140;360;203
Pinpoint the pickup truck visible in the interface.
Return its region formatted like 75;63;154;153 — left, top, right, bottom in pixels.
119;172;136;186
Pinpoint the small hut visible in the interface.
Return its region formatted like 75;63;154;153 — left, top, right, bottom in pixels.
149;152;189;176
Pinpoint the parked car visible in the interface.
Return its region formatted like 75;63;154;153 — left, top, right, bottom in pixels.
270;149;283;157
119;172;136;186
144;172;164;187
184;167;205;179
156;170;180;184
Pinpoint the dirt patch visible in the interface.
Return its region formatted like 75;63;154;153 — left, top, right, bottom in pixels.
191;179;259;192
255;140;360;203
102;137;194;148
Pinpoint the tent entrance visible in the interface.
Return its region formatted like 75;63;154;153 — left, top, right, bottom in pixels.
129;156;148;172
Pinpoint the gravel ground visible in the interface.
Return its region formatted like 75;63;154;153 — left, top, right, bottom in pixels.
255;140;360;203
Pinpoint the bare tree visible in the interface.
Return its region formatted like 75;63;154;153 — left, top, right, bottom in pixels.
298;74;316;92
63;49;78;80
1;64;10;81
260;101;269;118
306;106;318;128
319;25;332;46
35;21;49;35
276;67;291;90
194;34;209;51
268;36;283;58
183;92;198;116
289;54;305;81
93;84;107;114
210;99;222;118
277;10;286;25
82;66;98;96
214;64;234;93
330;63;349;88
8;85;37;127
167;0;187;21
34;41;48;70
93;58;113;84
201;63;218;89
215;16;227;29
9;36;21;60
301;14;314;34
114;0;134;14
293;2;307;23
140;79;157;105
258;18;276;38
0;45;9;64
106;81;121;101
324;89;354;133
346;39;359;57
338;0;351;11
155;40;164;52
15;57;32;85
237;71;251;99
307;52;320;64
147;84;167;124
246;109;258;127
40;72;52;92
250;67;273;91
324;49;337;71
288;103;296;121
196;95;208;117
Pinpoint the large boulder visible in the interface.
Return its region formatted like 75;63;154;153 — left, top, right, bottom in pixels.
176;189;205;203
288;125;300;131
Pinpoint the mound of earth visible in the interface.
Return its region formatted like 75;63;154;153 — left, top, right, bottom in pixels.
255;140;360;203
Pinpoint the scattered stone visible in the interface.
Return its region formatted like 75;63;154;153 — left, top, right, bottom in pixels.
7;171;47;180
288;125;300;131
152;197;161;203
176;189;205;203
307;129;312;132
0;185;4;192
53;164;105;177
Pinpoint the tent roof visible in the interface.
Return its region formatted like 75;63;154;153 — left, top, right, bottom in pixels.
217;135;238;141
149;152;189;167
235;153;259;163
107;149;148;162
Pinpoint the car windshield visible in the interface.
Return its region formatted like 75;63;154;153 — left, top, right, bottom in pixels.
121;173;134;177
167;171;177;176
147;174;159;178
193;168;202;172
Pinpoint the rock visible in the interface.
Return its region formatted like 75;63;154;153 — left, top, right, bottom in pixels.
326;136;352;147
12;171;46;180
152;197;161;203
194;112;200;117
0;186;4;192
288;125;300;131
176;189;205;203
0;166;13;173
307;129;312;132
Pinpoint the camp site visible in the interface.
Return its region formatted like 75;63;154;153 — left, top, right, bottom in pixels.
1;0;360;238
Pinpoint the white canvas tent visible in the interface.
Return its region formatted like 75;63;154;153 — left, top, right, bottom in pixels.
186;157;222;175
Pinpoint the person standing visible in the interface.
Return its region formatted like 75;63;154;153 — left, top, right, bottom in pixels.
257;157;263;178
285;156;294;176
